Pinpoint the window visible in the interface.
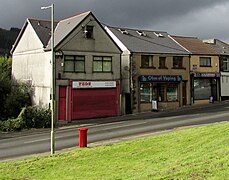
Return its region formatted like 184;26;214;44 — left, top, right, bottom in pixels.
136;30;146;37
173;56;183;68
141;55;154;68
93;56;112;72
140;83;178;102
85;25;93;39
140;83;151;102
220;57;229;71
118;29;129;35
200;57;211;67
194;79;211;100
64;55;85;72
167;84;178;101
159;57;167;68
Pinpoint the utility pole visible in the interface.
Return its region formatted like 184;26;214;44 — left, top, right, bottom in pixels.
41;3;55;155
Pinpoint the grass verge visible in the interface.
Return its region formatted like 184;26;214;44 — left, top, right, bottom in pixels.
0;122;229;180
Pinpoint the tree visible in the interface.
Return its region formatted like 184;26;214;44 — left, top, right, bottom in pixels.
0;57;11;119
0;57;31;120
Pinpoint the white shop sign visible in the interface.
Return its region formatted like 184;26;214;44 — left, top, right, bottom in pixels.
73;81;116;88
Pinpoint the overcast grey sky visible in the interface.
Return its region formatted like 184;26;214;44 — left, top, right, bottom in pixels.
1;0;229;41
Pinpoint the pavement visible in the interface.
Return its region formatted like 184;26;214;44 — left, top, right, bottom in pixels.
58;100;229;129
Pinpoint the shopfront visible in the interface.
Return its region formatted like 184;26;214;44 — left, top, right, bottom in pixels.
191;72;220;103
58;81;120;121
139;75;184;111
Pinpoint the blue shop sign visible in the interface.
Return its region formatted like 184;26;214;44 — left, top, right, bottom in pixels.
140;75;182;82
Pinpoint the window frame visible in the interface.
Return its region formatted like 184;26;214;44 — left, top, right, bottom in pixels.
140;83;179;103
199;57;211;67
220;57;229;71
93;56;112;72
85;25;94;39
173;56;183;69
159;56;167;69
141;55;155;68
64;55;85;73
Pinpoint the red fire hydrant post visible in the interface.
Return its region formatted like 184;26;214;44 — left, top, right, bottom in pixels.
78;128;88;148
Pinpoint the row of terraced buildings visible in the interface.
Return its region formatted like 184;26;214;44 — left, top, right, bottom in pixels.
11;12;229;122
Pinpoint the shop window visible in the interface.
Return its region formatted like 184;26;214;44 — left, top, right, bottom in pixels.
220;57;229;71
167;84;178;101
141;55;154;68
93;56;112;72
140;83;178;103
200;57;211;67
194;79;211;100
64;55;85;72
140;83;151;102
159;57;167;69
158;84;178;102
173;56;183;68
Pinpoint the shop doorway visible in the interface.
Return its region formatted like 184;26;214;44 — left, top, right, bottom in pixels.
182;82;187;105
125;93;132;114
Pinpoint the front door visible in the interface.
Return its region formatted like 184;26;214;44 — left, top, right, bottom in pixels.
182;82;187;105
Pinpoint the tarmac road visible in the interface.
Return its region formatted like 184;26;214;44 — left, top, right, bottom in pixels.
0;101;229;161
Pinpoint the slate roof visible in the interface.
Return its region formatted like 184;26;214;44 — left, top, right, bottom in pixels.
28;18;59;47
46;11;91;50
106;26;189;54
203;39;229;56
172;36;217;55
11;11;91;54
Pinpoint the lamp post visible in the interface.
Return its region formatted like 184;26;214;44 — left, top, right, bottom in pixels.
41;4;55;155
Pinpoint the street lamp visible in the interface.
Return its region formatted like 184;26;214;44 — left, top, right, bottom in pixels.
41;4;56;155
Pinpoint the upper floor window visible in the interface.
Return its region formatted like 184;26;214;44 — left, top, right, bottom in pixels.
64;55;85;72
173;56;183;68
159;57;167;69
220;57;229;71
141;55;154;68
93;56;112;72
200;57;211;67
85;25;93;39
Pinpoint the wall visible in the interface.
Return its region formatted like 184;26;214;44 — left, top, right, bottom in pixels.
190;55;219;72
131;53;190;113
12;23;51;106
56;14;121;82
221;72;229;98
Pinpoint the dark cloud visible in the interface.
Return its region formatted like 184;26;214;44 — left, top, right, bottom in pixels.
1;0;229;41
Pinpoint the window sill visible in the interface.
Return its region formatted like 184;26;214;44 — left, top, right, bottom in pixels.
64;71;86;73
140;67;156;69
172;67;186;70
93;71;113;73
158;67;168;69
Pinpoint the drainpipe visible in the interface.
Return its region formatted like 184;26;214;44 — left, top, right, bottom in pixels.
119;53;122;115
130;53;133;114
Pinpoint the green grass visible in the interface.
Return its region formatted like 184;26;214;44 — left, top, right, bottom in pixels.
0;122;229;180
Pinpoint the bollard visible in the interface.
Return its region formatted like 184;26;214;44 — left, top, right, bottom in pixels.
78;128;88;148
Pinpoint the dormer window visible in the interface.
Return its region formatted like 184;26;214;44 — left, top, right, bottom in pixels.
118;29;129;35
85;25;93;39
154;32;164;37
136;30;146;37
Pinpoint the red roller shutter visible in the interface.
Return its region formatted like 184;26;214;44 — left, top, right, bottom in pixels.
72;88;118;120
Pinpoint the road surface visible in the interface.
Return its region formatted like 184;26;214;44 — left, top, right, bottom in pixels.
0;102;229;161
